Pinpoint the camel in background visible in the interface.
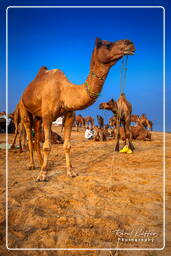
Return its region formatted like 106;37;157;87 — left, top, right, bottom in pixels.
84;116;94;129
97;115;104;129
18;38;135;181
99;94;134;151
11;104;27;152
131;114;139;123
139;114;153;131
93;126;107;141
109;116;117;128
75;114;85;131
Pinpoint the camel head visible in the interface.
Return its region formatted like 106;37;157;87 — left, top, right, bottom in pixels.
94;38;135;65
99;99;118;113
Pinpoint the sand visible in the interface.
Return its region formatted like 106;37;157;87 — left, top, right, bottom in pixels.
0;127;170;256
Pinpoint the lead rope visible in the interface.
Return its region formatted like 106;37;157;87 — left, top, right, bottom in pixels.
120;55;128;95
110;55;129;190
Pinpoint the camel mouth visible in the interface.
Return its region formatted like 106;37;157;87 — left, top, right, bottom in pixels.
123;47;136;55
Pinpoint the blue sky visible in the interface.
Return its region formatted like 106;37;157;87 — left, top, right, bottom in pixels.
0;0;171;131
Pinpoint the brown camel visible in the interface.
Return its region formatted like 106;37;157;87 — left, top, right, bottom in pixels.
97;115;104;129
75;114;85;131
40;128;64;144
131;114;139;123
109;116;117;128
118;125;151;142
18;38;135;181
99;94;134;151
93;126;107;141
131;126;151;140
84;116;94;129
139;114;153;131
11;104;27;152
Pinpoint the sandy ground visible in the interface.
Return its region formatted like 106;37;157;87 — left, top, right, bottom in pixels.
0;126;171;256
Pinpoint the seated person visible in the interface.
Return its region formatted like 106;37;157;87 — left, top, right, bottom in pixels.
85;127;94;140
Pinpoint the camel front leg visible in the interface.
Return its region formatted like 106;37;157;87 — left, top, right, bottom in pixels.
63;112;78;177
36;119;51;182
125;122;135;151
11;125;18;149
34;119;43;167
23;122;35;169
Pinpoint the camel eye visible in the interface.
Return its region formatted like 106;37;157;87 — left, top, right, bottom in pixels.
106;43;112;49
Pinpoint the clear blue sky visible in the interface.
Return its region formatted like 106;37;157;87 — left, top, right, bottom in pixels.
0;0;171;131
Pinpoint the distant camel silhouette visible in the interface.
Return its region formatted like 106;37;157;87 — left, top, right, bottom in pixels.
97;115;104;129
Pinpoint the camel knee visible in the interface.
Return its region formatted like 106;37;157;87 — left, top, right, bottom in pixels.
63;142;71;153
43;140;51;151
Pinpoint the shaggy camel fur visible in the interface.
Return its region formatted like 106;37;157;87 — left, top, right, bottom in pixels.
84;116;94;129
19;38;135;181
99;94;134;151
97;115;104;129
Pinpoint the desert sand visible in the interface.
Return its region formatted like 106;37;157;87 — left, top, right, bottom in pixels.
0;127;170;256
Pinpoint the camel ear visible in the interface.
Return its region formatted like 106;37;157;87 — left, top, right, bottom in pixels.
95;38;103;48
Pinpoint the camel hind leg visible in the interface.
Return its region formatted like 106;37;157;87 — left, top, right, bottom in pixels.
10;127;18;149
125;122;135;151
36;117;52;182
22;117;35;169
115;118;120;151
33;118;43;166
63;111;78;177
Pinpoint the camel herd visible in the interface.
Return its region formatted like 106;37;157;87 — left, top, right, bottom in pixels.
0;38;153;181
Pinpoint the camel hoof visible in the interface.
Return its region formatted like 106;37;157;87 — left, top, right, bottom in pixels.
67;170;78;178
36;172;48;182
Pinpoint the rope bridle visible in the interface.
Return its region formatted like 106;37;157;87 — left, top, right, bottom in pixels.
120;55;129;95
84;71;105;101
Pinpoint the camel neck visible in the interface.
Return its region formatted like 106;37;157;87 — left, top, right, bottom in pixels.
84;61;110;101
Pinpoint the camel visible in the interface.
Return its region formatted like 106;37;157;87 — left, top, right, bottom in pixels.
40;128;64;144
11;104;27;152
148;120;153;131
99;94;134;151
131;125;151;140
18;38;135;181
109;116;117;128
97;115;104;129
134;117;151;140
11;104;64;151
84;116;94;129
139;114;153;131
75;114;85;131
131;114;139;123
93;126;107;141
